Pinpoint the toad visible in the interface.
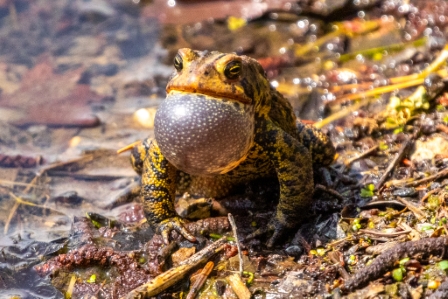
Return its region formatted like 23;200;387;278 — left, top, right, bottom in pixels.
131;48;335;247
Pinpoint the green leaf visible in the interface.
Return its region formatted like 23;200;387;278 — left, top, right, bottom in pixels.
379;141;389;151
392;268;404;282
399;258;410;265
393;127;404;134
360;184;375;198
438;260;448;271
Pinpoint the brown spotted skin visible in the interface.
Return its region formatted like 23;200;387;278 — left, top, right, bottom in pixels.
131;48;335;246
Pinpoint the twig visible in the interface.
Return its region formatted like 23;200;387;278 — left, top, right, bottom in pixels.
398;222;421;240
4;156;93;234
314;98;370;129
329;81;372;93
365;241;399;255
343;145;379;167
359;229;411;238
436;123;448;135
23;154;94;193
228;213;243;276
0;179;46;189
375;137;414;190
9;192;39;207
395;197;426;221
4;201;19;235
4;192;40;234
337;37;426;64
4;192;67;234
326;235;356;248
117;141;141;154
385;178;409;188
226;273;251;299
186;261;214;299
390;44;448;84
328;251;350;280
420;187;442;203
315;184;345;201
361;200;406;210
331;78;424;106
46;171;135;181
330;44;448;107
295;29;343;57
9;2;19;30
124;237;227;299
5;156;90;233
291;231;312;253
65;274;77;299
400;167;448;188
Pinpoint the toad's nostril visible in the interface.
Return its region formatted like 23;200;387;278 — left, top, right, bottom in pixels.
154;92;254;175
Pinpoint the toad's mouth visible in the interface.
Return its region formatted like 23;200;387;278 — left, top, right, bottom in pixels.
154;92;254;176
166;85;252;105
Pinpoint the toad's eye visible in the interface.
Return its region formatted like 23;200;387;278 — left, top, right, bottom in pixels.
174;54;183;71
224;60;242;79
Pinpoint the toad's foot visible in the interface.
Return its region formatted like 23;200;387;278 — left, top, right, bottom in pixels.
158;217;197;244
245;218;291;248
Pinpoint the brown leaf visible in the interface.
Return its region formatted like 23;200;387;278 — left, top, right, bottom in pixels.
0;59;105;127
142;0;286;25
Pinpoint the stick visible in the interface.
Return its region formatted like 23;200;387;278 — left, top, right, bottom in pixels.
343;145;379;167
123;237;226;299
401;167;448;188
375;137;413;190
185;261;214;299
226;273;251;299
117;141;141;154
395;197;426;221
359;229;411;238
315;184;345;201
228;213;244;276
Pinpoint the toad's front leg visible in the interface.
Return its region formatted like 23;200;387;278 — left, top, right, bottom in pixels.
253;120;315;247
141;140;196;243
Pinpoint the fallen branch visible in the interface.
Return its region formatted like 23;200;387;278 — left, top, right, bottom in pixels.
343;236;448;292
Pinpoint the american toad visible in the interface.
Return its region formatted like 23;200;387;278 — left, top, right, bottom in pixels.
131;48;335;247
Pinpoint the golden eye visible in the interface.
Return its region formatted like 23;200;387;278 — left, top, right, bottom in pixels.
174;53;183;71
224;60;242;79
